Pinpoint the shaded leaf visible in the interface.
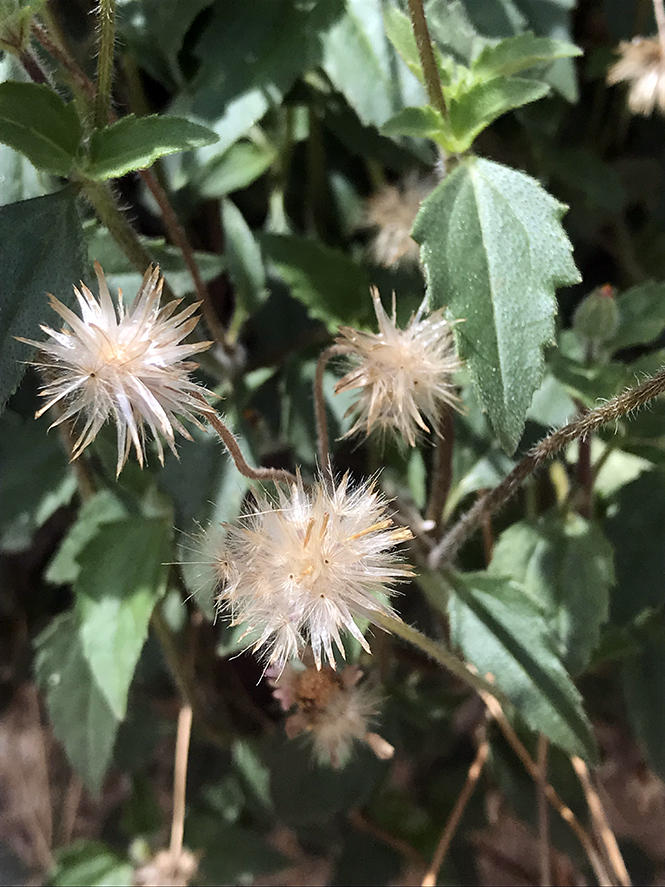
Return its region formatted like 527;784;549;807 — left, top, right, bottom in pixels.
413;156;579;453
472;33;581;79
50;840;131;887
622;640;665;783
75;517;172;719
607;282;665;352
0;81;81;176
197;138;277;198
422;571;596;760
222;198;268;313
82;115;218;181
381;106;446;140
0;189;86;410
35;612;120;795
490;515;614;674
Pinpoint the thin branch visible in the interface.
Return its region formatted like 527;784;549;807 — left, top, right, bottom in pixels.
422;734;489;886
349;810;427;870
406;0;448;118
170;704;193;860
429;365;665;567
205;408;299;487
425;408;455;535
571;756;631;887
537;735;552;887
314;344;344;471
94;0;115;129
19;46;49;83
480;692;613;887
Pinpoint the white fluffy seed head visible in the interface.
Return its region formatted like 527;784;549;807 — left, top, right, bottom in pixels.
607;37;665;116
214;473;414;670
21;262;214;475
268;662;394;768
335;288;462;447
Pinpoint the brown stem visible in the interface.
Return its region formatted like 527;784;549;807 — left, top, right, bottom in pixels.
32;20;93;97
571;756;631;887
429;365;665;567
18;47;49;84
537;735;551;887
406;0;448;118
170;704;193;860
422;734;489;886
425;409;455;535
205;408;298;486
480;692;612;887
314;344;344;471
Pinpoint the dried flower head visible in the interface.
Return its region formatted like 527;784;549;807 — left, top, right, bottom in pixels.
214;472;413;670
607;37;665;116
21;262;213;475
364;174;435;267
133;848;198;887
335;288;462;446
269;661;394;768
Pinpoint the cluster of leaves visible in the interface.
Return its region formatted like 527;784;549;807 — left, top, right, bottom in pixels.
3;0;665;884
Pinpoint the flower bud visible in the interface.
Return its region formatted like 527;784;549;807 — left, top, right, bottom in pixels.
573;284;619;352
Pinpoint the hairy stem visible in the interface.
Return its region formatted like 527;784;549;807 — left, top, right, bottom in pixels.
406;0;448;118
170;704;193;860
429;365;665;567
314;344;344;471
82;179;156;275
94;0;115;129
205;408;298;486
18;46;49;83
32;20;94;100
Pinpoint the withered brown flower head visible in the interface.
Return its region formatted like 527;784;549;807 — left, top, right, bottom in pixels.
607;37;665;116
365;174;436;267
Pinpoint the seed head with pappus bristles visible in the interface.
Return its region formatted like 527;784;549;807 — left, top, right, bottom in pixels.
214;473;414;670
335;288;462;447
21;262;214;475
607;37;665;116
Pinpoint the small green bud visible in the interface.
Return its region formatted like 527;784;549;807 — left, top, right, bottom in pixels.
573;284;619;348
0;1;44;55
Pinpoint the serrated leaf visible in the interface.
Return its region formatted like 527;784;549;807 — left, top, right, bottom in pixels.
381;106;446;140
50;840;132;887
448;76;550;151
607;282;665;352
383;4;452;87
75;517;172;719
490;515;614;674
34;612;120;795
413;156;580;453
82;114;218;181
472;33;581;79
260;233;370;331
0;81;82;176
321;0;426;128
45;490;127;586
0;189;86;410
421;571;597;761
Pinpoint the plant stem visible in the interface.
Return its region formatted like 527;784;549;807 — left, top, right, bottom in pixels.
429;364;665;567
18;46;49;83
82;178;156;272
425;409;455;535
422;733;489;886
170;704;193;860
372;611;500;699
32;20;94;101
654;0;665;55
205;408;298;486
480;692;613;887
314;344;344;471
537;735;551;887
571;756;631;887
406;0;448;118
94;0;115;129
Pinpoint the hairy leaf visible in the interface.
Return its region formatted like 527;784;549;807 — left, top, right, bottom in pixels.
413;156;580;452
381;106;446;140
472;33;581;79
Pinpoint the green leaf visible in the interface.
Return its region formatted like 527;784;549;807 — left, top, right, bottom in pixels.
196;137;277;198
605;470;665;625
381;106;446;140
0;188;86;410
423;571;597;761
50;840;132;887
622;640;665;782
260;233;370;331
607;282;665;352
472;33;581;79
490;515;614;674
45;490;127;586
82;114;218;181
447;76;550;151
0;81;81;176
75;517;172;719
221;198;268;313
35;612;120;795
321;0;426;128
383;4;452;87
413;156;580;453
